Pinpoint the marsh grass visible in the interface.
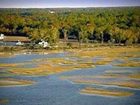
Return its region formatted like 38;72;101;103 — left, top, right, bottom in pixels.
94;60;112;65
104;69;140;80
1;47;140;88
61;74;140;89
47;58;74;65
128;74;140;79
73;47;140;62
116;61;140;67
72;79;140;89
0;63;18;67
0;78;34;87
8;56;95;76
80;87;133;97
9;61;95;76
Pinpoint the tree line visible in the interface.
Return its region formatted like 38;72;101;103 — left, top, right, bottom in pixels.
0;7;140;45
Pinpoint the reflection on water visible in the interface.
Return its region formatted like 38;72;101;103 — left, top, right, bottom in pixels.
0;52;140;105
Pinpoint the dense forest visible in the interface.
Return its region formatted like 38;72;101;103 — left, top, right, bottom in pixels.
0;7;140;45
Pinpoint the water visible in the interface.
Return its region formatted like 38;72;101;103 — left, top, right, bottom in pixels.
0;53;140;105
0;41;17;46
0;52;67;63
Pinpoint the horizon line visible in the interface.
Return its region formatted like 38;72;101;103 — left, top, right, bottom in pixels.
0;5;140;9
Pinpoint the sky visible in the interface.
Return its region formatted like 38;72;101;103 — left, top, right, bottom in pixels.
0;0;140;8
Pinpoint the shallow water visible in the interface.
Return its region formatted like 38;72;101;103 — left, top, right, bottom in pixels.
0;52;68;63
0;42;17;46
0;53;140;105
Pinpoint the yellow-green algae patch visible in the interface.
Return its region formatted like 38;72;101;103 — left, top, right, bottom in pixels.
80;87;133;97
0;78;35;87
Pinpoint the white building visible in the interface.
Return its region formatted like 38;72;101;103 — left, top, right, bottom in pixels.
38;39;49;48
16;40;24;46
49;10;55;14
0;34;5;40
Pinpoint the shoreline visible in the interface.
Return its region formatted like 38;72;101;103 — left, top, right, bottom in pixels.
0;45;140;56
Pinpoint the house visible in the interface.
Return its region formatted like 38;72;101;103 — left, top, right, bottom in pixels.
38;39;49;48
0;34;5;40
16;40;24;46
49;10;55;14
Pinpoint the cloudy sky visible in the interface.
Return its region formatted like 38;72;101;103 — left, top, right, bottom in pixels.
0;0;140;8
